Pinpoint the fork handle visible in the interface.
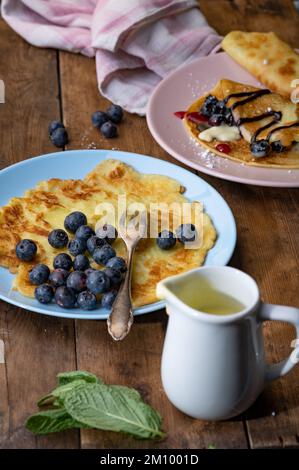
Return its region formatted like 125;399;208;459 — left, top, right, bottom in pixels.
107;248;134;341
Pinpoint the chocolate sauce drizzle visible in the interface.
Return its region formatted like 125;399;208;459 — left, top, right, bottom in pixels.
223;89;298;146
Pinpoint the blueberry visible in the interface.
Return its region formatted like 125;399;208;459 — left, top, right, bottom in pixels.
214;100;227;115
92;244;116;266
106;104;123;124
86;270;110;294
85;267;96;276
271;140;286;153
103;267;123;288
16;239;37;261
50;127;68;148
49;268;69;287
91;111;109;129
208;114;223;126
55;286;76;309
68;238;87;256
29;264;50;285
77;290;98;311
86;236;107;255
100;121;118;138
250;139;270;158
73;254;90;271
35;284;54;304
105;256;127;273
75;225;95;241
48;229;69;249
66;271;87;293
64;211;87;233
176;224;197;244
96;224;118;244
48;120;64;136
53;253;73;271
156;230;176;250
200;95;218;117
101;290;118;309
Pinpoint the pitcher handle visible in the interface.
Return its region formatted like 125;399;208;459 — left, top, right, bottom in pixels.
259;303;299;382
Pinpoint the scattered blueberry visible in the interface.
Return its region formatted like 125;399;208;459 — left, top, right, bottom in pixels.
16;239;37;262
96;224;118;244
86;270;110;294
64;211;87;233
48;120;64;136
156;230;176;250
73;254;90;271
224;108;235;126
103;267;123;288
55;286;76;309
75;225;95;241
66;271;87;293
77;290;98;311
86;235;107;255
106;256;127;273
35;284;54;304
50;127;68;148
48;229;69;249
106;104;123;124
91;111;109;129
200;95;218;117
101;290;118;309
250;139;270;158
49;268;69;287
92;244;116;266
29;264;50;285
176;224;197;244
100;121;118;138
271;140;286;153
214;100;227;116
53;253;73;271
68;238;87;256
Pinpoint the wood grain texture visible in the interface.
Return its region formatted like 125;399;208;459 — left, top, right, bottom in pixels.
59;49;248;449
0;20;79;449
200;0;299;47
0;0;299;449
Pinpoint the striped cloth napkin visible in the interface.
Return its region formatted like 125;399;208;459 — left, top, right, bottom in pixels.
1;0;221;115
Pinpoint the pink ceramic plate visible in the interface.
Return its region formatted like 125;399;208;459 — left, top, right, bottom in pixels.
147;52;299;187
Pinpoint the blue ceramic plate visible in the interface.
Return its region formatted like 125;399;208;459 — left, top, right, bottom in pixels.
0;150;236;319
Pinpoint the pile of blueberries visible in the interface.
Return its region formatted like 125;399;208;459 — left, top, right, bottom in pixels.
48;121;69;148
15;212;127;311
91;104;123;138
15;216;197;310
200;95;235;128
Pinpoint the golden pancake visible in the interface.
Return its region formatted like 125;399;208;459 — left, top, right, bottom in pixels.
222;31;299;99
185;79;299;168
0;159;216;308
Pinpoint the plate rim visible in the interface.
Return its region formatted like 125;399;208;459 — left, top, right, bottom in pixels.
0;149;237;320
146;52;299;188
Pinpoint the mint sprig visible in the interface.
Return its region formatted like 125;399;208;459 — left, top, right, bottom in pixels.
25;371;165;440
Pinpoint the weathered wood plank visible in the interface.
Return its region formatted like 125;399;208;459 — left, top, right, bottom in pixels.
0;20;79;449
59;49;248;449
200;0;299;47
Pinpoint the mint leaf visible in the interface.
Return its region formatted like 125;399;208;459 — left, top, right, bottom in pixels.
26;409;89;435
57;371;101;386
38;379;89;407
64;383;165;439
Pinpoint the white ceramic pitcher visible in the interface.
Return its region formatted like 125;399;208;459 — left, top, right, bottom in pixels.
157;266;299;420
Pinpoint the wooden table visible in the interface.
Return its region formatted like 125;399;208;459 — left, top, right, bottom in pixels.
0;0;298;449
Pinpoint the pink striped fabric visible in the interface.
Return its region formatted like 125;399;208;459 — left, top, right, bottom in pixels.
1;0;221;115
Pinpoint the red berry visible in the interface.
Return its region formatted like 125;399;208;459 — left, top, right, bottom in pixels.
186;112;209;124
174;111;186;119
215;143;231;154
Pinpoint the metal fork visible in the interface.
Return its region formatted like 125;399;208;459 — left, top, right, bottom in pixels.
107;210;147;341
